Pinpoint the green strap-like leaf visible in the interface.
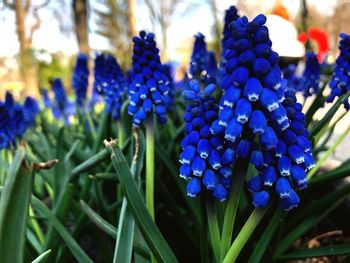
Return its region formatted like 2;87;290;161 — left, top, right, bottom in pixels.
113;129;145;263
277;245;350;260
32;197;93;263
0;148;33;263
31;250;52;263
275;192;349;257
248;209;285;263
107;143;178;263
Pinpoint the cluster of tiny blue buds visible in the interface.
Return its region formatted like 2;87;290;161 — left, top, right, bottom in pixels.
72;53;89;106
128;31;170;127
0;93;39;150
180;80;232;201
247;88;315;210
298;52;320;98
189;33;218;84
101;54;125;120
327;33;350;109
221;6;239;64
209;14;313;210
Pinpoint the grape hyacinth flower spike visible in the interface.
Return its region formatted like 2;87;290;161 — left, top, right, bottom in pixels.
210;14;314;210
128;31;171;221
72;53;89;106
127;31;170;127
180;80;232;201
299;52;321;98
327;33;350;109
189;33;218;85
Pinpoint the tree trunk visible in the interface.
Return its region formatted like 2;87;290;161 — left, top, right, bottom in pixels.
14;0;38;97
127;0;137;37
73;0;90;54
209;0;221;58
160;22;168;61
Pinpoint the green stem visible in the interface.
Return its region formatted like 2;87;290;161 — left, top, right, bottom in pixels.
84;108;97;139
307;124;350;181
29;205;45;245
222;208;267;263
206;199;220;263
200;195;209;263
220;159;249;261
117;121;125;148
146;116;155;220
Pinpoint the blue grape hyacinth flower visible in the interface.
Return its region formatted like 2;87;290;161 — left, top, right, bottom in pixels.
0;94;39;150
52;78;68;113
210;14;314;210
298;52;321;98
41;89;51;108
72;53;89;106
23;97;40;127
100;54;125;120
327;33;350;109
221;6;240;64
189;33;218;84
180;80;233;201
128;31;170;127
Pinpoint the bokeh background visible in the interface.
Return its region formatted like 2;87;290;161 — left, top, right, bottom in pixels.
1;0;350;98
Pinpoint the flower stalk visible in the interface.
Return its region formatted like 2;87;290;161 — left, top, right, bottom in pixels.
146;116;155;220
222;207;267;263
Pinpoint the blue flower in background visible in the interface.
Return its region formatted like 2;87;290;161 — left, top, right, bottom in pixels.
189;33;218;84
23;97;40;127
5;91;14;109
282;64;300;89
0;93;39;150
180;80;231;201
128;31;170;127
221;6;239;63
299;52;321;98
92;53;126;120
52;78;68;113
72;53;89;106
0;102;11;149
162;63;176;110
41;89;51;108
210;14;313;210
102;54;125;120
327;33;350;109
93;53;106;94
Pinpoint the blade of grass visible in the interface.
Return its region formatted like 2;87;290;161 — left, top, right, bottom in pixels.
0;147;33;263
32;196;93;263
106;140;178;263
248;209;285;263
274;195;349;257
31;250;52;263
277;245;350;260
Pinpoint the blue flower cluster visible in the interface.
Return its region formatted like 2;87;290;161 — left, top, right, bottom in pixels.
0;93;39;150
128;31;170;127
41;89;51;108
209;14;313;210
327;33;350;109
72;53;89;106
221;6;239;63
189;33;218;84
299;52;320;98
247;88;315;210
51;78;76;125
282;64;300;89
92;53;126;119
180;80;230;201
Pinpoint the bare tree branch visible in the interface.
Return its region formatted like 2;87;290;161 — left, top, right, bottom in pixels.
3;0;15;9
